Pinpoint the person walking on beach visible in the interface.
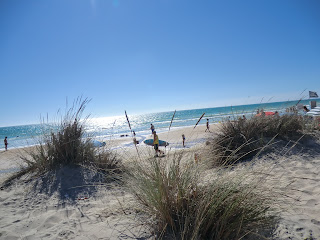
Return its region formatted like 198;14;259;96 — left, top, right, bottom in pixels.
4;137;8;151
153;131;163;157
150;124;155;134
132;131;139;145
182;134;186;147
205;119;210;132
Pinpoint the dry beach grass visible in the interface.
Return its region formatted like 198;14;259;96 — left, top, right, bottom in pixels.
126;154;280;239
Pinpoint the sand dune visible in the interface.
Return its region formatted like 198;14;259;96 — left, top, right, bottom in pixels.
0;125;320;239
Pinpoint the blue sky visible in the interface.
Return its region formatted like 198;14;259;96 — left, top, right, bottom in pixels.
1;0;319;127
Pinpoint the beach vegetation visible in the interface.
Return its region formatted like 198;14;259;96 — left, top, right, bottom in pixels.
2;98;122;188
127;155;278;239
210;114;306;165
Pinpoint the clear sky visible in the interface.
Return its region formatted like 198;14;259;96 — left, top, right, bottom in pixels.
1;0;319;127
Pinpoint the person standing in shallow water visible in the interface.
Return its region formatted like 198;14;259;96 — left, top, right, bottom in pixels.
4;137;8;151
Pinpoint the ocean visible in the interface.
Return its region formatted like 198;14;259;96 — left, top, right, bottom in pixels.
1;99;319;150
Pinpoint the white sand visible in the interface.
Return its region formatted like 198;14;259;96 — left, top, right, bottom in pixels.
270;154;320;239
0;124;320;239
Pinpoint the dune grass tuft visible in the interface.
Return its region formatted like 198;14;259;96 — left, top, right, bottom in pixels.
2;98;122;187
127;155;278;239
210;114;306;165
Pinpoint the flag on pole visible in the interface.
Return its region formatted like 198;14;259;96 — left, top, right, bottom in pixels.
194;113;205;129
309;91;318;98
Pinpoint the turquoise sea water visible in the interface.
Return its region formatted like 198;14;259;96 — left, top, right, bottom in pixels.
1;99;319;150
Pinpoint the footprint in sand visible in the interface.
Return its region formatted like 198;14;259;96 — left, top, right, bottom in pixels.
58;230;74;237
306;199;318;207
311;219;320;225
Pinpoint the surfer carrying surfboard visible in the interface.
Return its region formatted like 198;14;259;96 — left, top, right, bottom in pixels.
153;131;163;156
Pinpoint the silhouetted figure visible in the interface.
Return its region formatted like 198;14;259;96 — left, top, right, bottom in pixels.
150;124;155;134
182;134;186;147
133;131;138;145
4;137;8;151
205;119;210;132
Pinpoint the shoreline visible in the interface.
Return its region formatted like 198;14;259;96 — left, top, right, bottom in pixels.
0;123;215;151
3;98;320;150
0;125;216;179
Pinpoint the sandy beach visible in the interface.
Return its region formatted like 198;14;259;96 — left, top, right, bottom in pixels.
0;124;320;239
2;0;320;238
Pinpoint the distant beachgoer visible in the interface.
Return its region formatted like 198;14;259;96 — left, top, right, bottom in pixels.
133;131;137;145
274;111;280;117
243;115;246;120
4;137;8;151
150;124;155;134
303;106;310;112
257;109;260;114
182;134;186;147
153;131;163;156
205;119;210;132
